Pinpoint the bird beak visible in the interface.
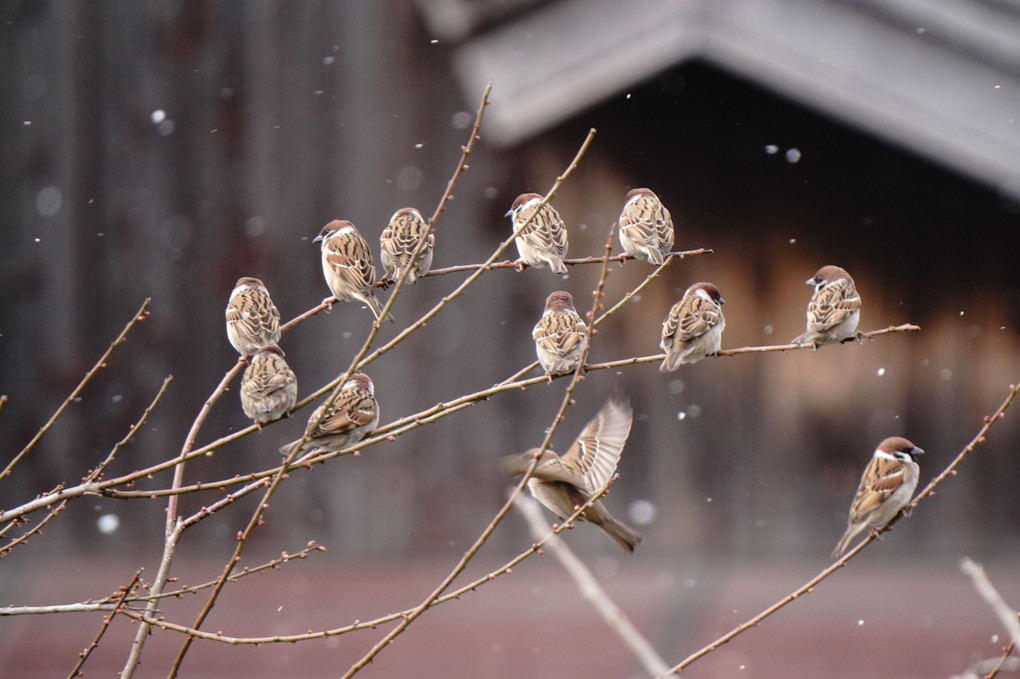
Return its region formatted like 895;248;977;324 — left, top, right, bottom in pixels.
718;297;726;305
504;208;514;218
911;446;925;456
804;276;816;285
312;233;324;243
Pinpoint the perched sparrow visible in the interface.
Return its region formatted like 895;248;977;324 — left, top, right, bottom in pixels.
506;193;569;275
279;372;380;459
792;265;861;348
240;344;297;427
533;291;588;378
832;436;924;557
617;188;674;265
380;207;434;284
314;220;393;322
225;277;282;356
660;282;726;371
502;396;642;552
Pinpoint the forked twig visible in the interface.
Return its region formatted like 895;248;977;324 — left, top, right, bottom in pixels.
66;570;141;679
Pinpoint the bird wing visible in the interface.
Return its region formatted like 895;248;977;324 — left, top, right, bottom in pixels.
312;388;377;436
620;195;674;251
518;203;567;255
663;293;721;344
848;455;906;523
325;233;377;290
226;292;280;342
381;212;433;263
808;278;861;332
533;310;587;356
560;397;633;492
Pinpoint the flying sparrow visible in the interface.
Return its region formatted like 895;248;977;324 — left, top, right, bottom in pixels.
792;265;861;348
506;193;569;275
832;436;924;557
279;371;380;460
617;188;674;265
502;396;642;552
240;344;298;427
533;291;588;379
314;220;393;322
225;277;282;356
380;207;434;284
660;282;726;371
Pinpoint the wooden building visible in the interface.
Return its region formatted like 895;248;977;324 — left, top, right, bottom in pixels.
1;0;1018;563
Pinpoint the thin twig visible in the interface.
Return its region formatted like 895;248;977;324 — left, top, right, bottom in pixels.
0;299;151;482
0;497;68;557
85;376;172;484
984;642;1018;679
515;494;668;676
66;570;141;679
660;380;1020;676
0;543;325;616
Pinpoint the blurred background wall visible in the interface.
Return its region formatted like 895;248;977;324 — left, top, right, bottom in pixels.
2;0;1019;568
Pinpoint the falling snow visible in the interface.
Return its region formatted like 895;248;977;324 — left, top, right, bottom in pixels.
97;514;119;534
36;186;62;217
785;148;802;163
628;498;657;525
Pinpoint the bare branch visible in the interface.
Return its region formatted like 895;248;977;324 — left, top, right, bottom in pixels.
0;298;151;482
660;380;1020;676
515;494;668;677
66;570;141;679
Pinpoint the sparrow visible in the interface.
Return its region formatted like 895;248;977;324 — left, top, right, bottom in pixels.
380;207;434;284
314;220;393;322
832;436;924;557
225;277;282;356
533;291;588;379
617;188;674;265
279;371;379;459
239;344;298;427
792;265;861;348
659;282;726;371
502;396;642;552
506;193;569;275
